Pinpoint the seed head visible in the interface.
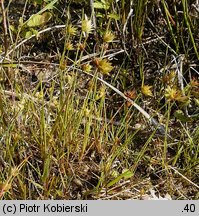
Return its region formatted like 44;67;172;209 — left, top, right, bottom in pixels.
82;63;92;72
141;85;153;97
165;86;181;101
65;42;74;50
97;59;113;75
66;24;77;36
81;15;93;36
103;31;115;43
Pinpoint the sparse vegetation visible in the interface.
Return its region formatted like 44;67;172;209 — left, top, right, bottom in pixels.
0;0;198;200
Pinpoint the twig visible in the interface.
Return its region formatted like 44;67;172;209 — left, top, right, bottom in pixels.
76;49;125;63
155;33;177;55
169;166;199;189
1;49;125;67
